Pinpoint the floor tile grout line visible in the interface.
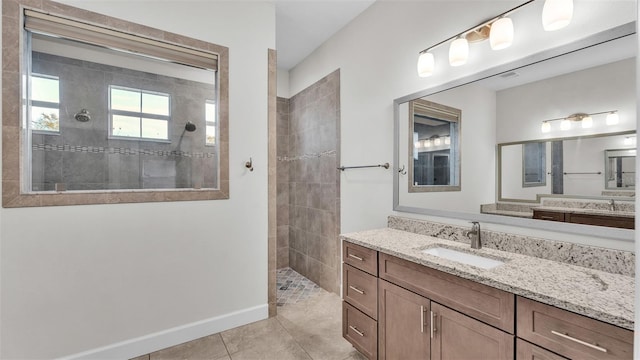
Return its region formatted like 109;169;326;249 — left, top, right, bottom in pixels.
274;315;315;360
218;332;233;360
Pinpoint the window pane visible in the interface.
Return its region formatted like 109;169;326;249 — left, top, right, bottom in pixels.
142;118;168;139
112;115;141;137
142;93;170;116
32;76;59;103
111;88;141;112
205;101;216;122
206;125;216;145
31;106;59;131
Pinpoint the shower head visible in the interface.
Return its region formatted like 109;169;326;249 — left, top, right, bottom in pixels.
185;121;196;132
74;109;91;122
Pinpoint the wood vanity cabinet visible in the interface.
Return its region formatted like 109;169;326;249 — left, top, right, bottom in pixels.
532;209;634;229
342;240;633;360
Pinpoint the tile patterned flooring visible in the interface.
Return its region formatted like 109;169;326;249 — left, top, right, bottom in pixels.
276;268;323;306
131;271;364;360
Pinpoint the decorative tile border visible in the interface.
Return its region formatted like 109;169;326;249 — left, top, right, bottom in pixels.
277;149;336;162
388;215;635;276
33;143;216;158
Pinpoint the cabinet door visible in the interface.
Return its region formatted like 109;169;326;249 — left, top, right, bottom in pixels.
516;339;567;360
379;280;430;360
431;303;514;360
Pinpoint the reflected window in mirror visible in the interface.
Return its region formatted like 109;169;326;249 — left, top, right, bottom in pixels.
409;99;461;192
605;149;636;190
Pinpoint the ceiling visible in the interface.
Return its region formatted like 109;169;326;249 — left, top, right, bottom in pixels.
275;0;375;70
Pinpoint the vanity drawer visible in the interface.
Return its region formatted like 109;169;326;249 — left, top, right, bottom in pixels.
343;301;377;360
533;210;565;222
343;264;378;319
343;241;378;276
379;252;514;333
517;297;633;360
516;339;567;360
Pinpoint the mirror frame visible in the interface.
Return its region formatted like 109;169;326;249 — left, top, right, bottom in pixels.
497;130;636;203
604;148;637;190
408;99;462;192
393;22;636;241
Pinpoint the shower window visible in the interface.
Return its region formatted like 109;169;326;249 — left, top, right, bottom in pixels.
205;100;216;146
109;86;171;141
3;3;230;207
30;74;60;132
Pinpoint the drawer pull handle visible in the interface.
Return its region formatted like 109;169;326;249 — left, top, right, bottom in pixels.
349;285;365;295
540;216;557;220
420;306;425;333
430;311;437;338
349;325;365;337
348;254;364;261
551;331;608;353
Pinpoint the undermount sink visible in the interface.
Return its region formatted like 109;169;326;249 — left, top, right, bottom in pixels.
422;247;505;269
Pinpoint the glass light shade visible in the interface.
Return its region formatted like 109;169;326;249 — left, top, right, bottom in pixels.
581;116;592;128
414;141;421;148
542;0;573;31
417;52;435;77
444;137;451;145
424;140;431;148
449;38;469;67
606;112;619;125
624;137;634;146
434;137;441;146
560;119;571;131
490;17;514;50
541;121;551;133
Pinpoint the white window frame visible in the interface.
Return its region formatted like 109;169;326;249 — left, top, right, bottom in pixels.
205;99;217;147
108;85;171;142
30;73;60;134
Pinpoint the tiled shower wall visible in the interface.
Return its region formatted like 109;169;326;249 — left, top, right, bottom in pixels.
276;70;341;294
276;97;291;269
31;51;217;191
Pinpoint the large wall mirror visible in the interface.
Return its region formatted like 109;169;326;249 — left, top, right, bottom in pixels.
393;8;636;240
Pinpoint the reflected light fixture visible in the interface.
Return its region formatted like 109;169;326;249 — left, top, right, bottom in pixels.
414;141;422;148
490;17;514;50
444;136;451;145
542;0;574;31
624;136;636;146
433;137;442;146
417;52;435;77
540;110;619;133
449;38;469;66
606;111;619;125
423;140;431;148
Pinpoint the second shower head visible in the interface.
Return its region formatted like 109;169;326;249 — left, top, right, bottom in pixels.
185;121;196;132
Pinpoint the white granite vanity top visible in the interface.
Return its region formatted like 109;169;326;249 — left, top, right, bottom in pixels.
341;228;634;330
533;206;635;218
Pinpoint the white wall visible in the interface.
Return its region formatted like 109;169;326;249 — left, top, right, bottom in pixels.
288;1;636;244
497;58;636;143
1;1;275;358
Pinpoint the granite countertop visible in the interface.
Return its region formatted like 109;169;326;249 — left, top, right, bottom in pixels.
341;228;634;330
533;206;635;218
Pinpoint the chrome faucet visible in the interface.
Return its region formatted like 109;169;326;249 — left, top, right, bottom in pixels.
465;221;481;249
609;199;615;211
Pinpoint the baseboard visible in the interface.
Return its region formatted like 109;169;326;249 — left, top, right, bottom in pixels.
58;304;269;360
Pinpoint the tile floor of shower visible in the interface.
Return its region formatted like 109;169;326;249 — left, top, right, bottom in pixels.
131;268;363;360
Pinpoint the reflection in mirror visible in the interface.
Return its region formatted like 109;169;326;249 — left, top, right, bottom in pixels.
605;148;636;190
522;142;546;187
409;99;461;192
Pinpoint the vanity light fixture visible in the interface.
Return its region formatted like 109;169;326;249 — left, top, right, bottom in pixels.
414;141;422;148
624;136;636;146
606;111;619;125
542;0;574;31
424;140;431;148
540;110;619;133
416;0;575;77
433;137;442;146
444;136;451;145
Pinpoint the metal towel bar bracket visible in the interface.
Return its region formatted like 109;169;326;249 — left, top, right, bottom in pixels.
338;162;390;171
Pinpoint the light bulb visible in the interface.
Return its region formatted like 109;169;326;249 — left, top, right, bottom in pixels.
542;0;573;31
414;141;421;148
541;121;551;133
606;112;619;125
560;119;571;131
449;38;469;67
417;52;435;77
490;17;514;50
434;137;441;146
624;137;634;146
581;116;592;128
444;137;451;145
424;140;431;148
